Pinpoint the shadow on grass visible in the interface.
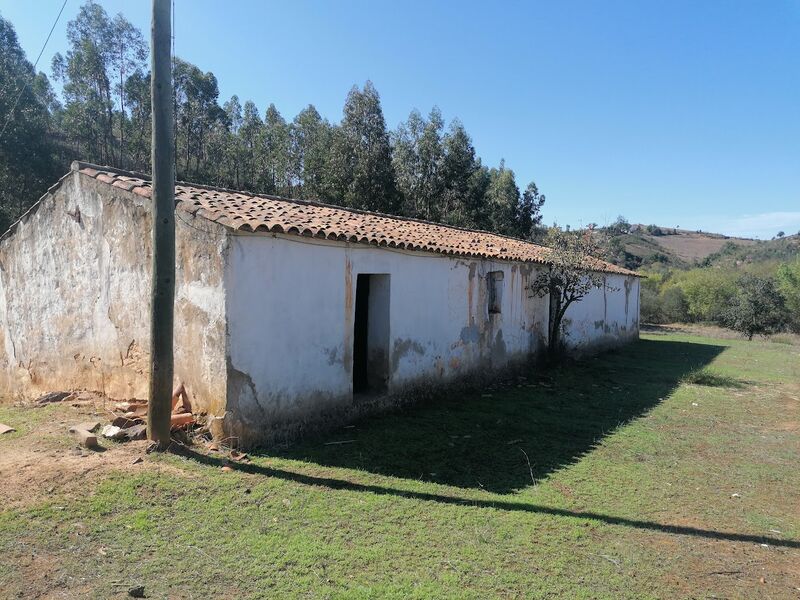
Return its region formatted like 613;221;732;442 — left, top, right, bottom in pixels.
173;446;800;550
172;338;800;550
274;338;726;494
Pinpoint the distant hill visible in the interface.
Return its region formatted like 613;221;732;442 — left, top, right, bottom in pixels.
598;223;798;270
701;233;800;268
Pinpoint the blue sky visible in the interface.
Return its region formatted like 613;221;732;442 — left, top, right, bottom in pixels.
3;0;799;238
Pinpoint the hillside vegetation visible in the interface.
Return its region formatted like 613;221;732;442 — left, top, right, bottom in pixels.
598;220;783;270
598;217;800;336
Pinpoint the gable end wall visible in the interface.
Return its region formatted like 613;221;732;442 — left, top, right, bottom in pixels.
0;172;229;414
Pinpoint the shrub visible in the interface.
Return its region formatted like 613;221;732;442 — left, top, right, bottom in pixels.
776;258;800;332
640;285;663;323
673;269;736;323
723;274;788;340
660;285;689;323
645;224;664;236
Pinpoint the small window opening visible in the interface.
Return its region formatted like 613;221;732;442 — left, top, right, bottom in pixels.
487;271;504;315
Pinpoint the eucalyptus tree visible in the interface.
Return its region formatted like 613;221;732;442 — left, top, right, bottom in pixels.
335;81;398;213
440;120;486;228
485;161;522;235
392;109;424;216
393;107;446;221
260;103;292;196
239;101;262;191
123;70;151;171
221;95;244;188
290;104;331;200
0;16;59;229
52;1;146;167
172;58;226;180
518;181;546;240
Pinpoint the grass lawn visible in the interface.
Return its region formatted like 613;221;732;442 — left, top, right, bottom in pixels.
1;329;798;599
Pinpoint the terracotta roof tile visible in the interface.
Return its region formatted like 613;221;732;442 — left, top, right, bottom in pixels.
72;162;638;276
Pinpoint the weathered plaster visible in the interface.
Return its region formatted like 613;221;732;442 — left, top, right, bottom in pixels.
222;232;552;446
0;172;228;414
561;273;640;353
0;169;640;449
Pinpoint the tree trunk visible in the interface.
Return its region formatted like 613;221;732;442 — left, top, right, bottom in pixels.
548;290;561;356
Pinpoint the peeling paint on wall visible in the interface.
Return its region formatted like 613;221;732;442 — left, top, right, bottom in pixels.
343;254;353;375
0;172;228;412
391;338;426;374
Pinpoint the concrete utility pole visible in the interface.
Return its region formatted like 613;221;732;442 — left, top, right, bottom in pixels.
147;0;175;448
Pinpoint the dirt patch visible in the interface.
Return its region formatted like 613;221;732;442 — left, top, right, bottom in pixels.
653;532;800;599
0;398;185;510
646;231;755;263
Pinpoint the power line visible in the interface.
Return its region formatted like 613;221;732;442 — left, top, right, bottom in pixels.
0;0;69;143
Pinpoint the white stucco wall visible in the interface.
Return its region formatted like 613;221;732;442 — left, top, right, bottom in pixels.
0;172;229;413
561;273;640;353
222;233;551;445
0;169;641;447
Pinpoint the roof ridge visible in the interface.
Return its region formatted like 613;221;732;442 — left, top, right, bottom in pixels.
29;162;641;278
71;161;547;250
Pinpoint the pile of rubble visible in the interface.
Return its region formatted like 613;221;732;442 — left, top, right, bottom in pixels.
62;383;197;449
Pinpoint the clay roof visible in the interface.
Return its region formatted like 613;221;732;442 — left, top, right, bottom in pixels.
8;162;639;276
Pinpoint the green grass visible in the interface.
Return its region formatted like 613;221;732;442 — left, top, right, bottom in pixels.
680;367;746;388
1;331;798;599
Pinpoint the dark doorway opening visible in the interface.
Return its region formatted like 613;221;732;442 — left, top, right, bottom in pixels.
353;274;390;395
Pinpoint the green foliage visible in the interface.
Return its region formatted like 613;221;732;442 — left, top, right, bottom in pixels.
290;104;332;201
2;3;547;242
641;256;800;336
518;181;546;240
639;271;676;323
645;224;664;236
659;285;689;323
393;107;444;221
639;283;661;323
532;228;607;353
604;235;643;270
703;236;799;268
723;274;788;340
329;81;398;213
776;258;800;331
485;161;521;234
607;215;631;236
51;1;147;168
0;15;60;231
439;119;485;227
671;268;737;322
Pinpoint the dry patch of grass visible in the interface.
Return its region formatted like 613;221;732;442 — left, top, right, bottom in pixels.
645;322;800;345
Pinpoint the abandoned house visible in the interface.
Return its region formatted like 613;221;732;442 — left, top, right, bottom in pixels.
0;162;640;447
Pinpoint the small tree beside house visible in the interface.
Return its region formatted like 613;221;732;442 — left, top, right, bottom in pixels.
531;227;614;356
